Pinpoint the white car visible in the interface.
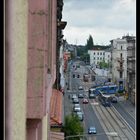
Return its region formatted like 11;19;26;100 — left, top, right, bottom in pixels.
73;104;81;112
78;86;84;90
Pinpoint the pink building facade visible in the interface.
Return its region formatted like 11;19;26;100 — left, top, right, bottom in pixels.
5;0;66;139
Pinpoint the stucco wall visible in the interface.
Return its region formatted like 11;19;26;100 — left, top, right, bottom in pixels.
42;115;49;140
6;0;28;139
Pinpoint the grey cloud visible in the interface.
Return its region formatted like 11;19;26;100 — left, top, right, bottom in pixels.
63;0;136;44
63;0;118;11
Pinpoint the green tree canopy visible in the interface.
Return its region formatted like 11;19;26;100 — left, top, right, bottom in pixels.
63;114;84;140
86;35;94;50
99;60;109;69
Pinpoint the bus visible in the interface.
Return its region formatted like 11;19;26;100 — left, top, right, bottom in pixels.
88;88;101;98
96;84;118;95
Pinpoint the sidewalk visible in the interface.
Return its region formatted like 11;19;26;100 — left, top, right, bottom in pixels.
117;96;135;119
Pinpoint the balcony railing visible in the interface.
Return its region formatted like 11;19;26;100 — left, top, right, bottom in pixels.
127;57;135;61
117;57;124;63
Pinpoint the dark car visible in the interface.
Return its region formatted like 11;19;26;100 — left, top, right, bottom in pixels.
88;126;97;134
102;101;111;107
111;97;118;103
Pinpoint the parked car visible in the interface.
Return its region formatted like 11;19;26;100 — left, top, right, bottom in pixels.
73;104;81;112
83;98;89;104
76;111;84;121
78;93;84;98
88;126;97;134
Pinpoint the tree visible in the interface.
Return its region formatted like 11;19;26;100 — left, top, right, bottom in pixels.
86;35;94;50
81;53;90;64
63;114;84;140
99;60;109;69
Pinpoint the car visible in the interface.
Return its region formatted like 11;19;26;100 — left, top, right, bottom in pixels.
72;94;77;100
83;98;89;104
73;98;79;103
76;111;84;121
78;93;84;98
102;101;111;107
78;86;84;90
89;93;96;99
111;97;118;103
73;104;81;112
88;126;97;134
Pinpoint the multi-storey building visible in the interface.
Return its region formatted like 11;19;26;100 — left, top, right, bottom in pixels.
88;49;111;65
110;37;127;91
5;0;66;140
126;36;136;104
111;35;135;93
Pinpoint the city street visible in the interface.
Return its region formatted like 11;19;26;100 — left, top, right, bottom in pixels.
64;61;135;140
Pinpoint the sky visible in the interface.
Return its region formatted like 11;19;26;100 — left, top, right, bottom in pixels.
62;0;136;45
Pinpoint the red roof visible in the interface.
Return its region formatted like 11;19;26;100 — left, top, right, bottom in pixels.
50;89;63;126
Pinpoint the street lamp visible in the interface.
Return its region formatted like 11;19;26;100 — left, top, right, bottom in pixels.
65;132;118;139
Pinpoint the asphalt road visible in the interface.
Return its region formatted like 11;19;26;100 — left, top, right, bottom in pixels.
67;64;108;140
112;102;135;132
64;61;135;140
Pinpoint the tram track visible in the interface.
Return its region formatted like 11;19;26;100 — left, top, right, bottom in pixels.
92;103;135;140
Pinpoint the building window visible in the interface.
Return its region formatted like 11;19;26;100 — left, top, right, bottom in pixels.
120;72;123;78
97;52;99;55
100;52;102;55
120;53;122;59
94;57;96;60
97;57;99;60
100;57;102;60
103;52;105;55
94;52;95;55
121;46;122;50
108;55;110;58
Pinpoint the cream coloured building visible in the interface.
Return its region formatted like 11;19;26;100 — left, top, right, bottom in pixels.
88;49;111;65
110;36;130;91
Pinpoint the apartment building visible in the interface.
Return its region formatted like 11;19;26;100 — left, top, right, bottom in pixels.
110;37;127;91
5;0;66;140
88;49;111;65
126;36;136;104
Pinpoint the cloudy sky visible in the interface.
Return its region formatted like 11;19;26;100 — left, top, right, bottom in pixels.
62;0;136;45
